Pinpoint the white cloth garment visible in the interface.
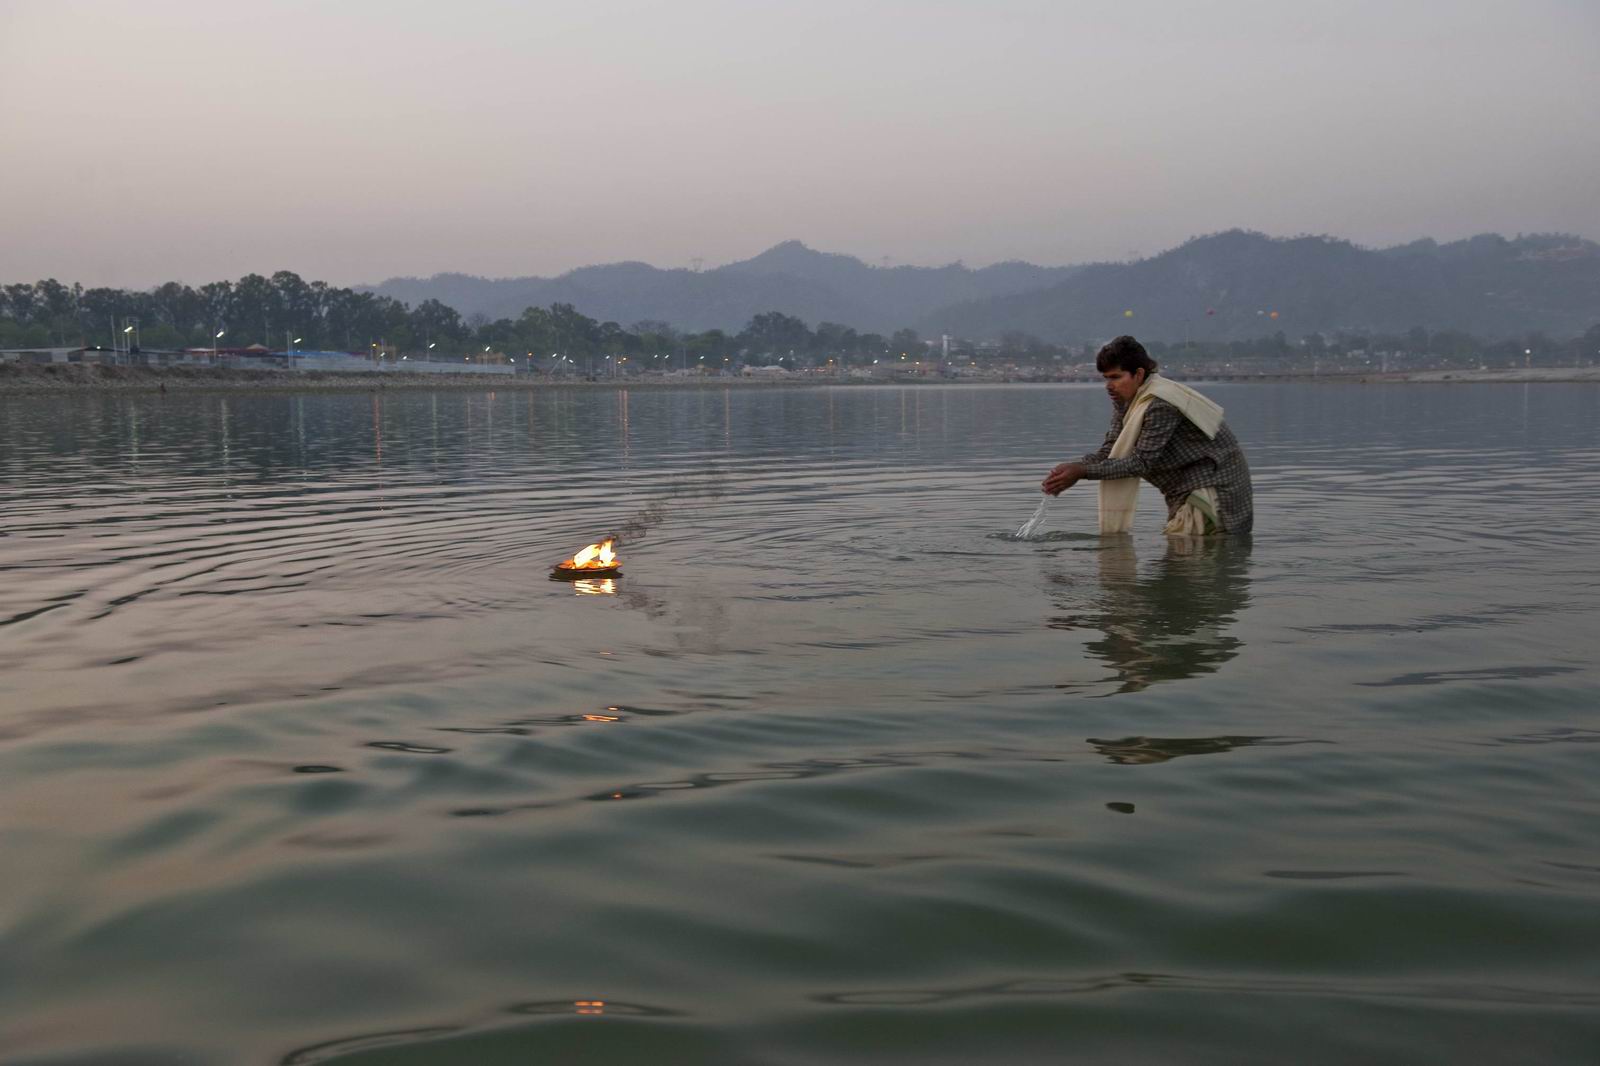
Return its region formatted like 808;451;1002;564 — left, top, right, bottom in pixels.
1098;375;1225;534
1161;485;1220;536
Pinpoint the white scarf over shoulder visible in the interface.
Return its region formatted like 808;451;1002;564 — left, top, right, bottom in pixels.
1098;374;1225;534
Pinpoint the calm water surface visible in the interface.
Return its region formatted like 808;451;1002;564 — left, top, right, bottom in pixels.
2;384;1597;1064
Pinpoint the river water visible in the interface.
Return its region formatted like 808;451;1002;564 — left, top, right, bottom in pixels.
2;383;1597;1064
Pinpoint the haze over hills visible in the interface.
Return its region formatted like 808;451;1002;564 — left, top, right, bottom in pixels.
364;242;1079;334
919;231;1600;343
364;231;1600;343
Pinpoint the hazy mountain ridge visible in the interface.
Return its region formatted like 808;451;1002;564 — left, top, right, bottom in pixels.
363;241;1079;333
364;231;1600;341
917;231;1600;341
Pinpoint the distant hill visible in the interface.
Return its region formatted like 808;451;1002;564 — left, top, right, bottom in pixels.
363;241;1079;333
364;231;1600;341
916;231;1600;342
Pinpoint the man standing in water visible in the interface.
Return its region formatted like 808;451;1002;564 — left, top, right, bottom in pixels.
1042;336;1253;534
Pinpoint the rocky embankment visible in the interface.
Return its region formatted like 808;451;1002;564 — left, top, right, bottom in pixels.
1385;366;1600;384
0;363;714;393
0;363;565;393
4;361;1598;394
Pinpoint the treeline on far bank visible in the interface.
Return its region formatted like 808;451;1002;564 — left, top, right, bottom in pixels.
1137;325;1600;369
0;272;926;364
2;272;1597;369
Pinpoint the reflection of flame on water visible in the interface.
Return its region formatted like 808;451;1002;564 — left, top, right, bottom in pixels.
572;578;617;596
505;997;683;1018
553;537;622;579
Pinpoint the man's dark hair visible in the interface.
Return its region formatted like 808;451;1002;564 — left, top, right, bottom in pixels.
1095;335;1158;377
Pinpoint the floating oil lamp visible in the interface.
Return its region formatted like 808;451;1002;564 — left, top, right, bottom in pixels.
551;537;622;579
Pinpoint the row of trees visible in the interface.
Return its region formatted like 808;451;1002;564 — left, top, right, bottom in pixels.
1140;325;1600;368
0;273;444;353
4;273;1597;369
475;309;930;368
0;274;933;365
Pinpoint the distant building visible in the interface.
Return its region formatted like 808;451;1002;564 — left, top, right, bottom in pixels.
1;347;83;364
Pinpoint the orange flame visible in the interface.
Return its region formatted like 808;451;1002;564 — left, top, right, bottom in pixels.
557;537;620;572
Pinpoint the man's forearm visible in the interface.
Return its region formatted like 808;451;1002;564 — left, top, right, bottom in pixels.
1079;455;1146;480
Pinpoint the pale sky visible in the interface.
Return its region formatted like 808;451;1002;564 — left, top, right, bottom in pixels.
2;0;1596;288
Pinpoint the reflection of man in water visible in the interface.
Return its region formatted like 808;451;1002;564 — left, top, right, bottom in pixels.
1052;536;1252;693
1089;734;1266;764
1042;336;1253;535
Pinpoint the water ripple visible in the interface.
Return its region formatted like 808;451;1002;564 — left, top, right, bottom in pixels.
2;384;1598;1065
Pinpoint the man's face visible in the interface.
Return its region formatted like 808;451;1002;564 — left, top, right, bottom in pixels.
1102;367;1145;405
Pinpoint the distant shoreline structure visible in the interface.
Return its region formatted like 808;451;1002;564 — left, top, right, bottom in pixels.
3;362;1597;395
